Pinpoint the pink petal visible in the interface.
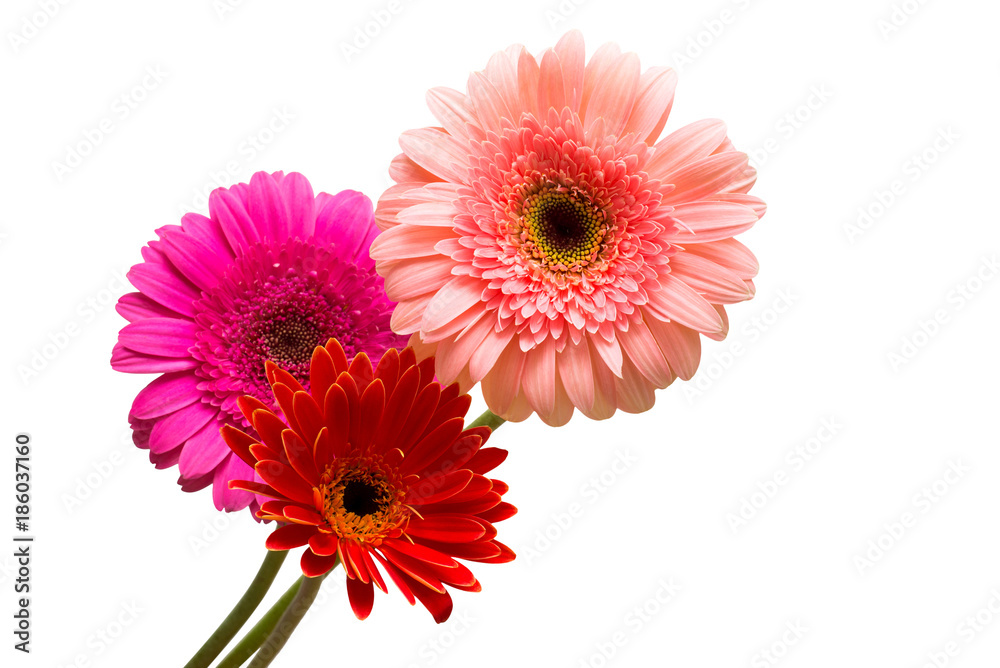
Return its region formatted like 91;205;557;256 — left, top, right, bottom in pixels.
669;201;758;243
130;372;201;419
624;66;678;144
647;119;728;178
118;318;198;358
661;152;750;205
178;419;230;479
646;275;725;334
399;128;471;184
618;321;673;386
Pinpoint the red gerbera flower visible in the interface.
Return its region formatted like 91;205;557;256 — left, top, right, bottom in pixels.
221;339;516;623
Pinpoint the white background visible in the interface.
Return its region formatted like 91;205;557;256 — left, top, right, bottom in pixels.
2;0;999;666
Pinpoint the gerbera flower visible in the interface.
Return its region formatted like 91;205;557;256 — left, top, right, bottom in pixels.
112;171;407;511
220;339;516;623
372;31;765;426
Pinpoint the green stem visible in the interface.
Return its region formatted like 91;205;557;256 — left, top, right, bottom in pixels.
468;409;506;432
247;572;330;668
216;576;304;668
184;549;288;668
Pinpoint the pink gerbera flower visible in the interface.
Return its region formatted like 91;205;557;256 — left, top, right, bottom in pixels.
373;31;765;426
112;171;407;511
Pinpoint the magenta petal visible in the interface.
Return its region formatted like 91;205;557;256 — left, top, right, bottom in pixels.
118;318;198;357
249;171;290;241
158;226;225;293
210;186;261;250
213;453;255;512
111;342;198;373
115;293;180;322
148;401;217;454
127;262;200;317
178;419;229;479
314;190;376;265
279;172;317;239
130;372;201;419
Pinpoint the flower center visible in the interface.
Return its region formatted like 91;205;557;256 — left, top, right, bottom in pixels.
190;238;405;427
519;190;607;270
317;456;408;543
342;479;387;517
262;318;323;368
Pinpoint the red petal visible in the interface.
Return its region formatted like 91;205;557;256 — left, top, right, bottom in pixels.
372;366;419;453
309;345;338;405
283;504;322;526
348;352;374;389
396;383;441;452
266;524;315;550
477;502;517;524
357;379;386;450
407;469;474;505
400;572;454;624
346;577;375;620
220;425;258;469
324;338;349;375
281;430;320;486
464;447;508;474
252;409;291;460
405;515;486;543
359;547;388;594
427;491;502;516
291;391;325;448
418;539;502;562
373;349;401;398
255;460;315;505
271;384;301;436
236;396;271;427
307;533;339;557
371;550;415;605
323;384;350;457
382;538;460;568
401;417;466;475
479;540;516;564
301;550;338;578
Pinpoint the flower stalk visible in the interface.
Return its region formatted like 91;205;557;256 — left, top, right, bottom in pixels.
183;549;288;668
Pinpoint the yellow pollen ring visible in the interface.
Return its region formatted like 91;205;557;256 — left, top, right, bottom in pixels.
518;190;606;270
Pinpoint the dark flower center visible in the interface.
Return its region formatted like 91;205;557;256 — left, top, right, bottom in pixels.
519;190;606;270
342;479;387;517
263;318;323;368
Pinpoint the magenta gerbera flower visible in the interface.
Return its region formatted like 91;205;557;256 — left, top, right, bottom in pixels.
112;171;407;512
372;31;765;426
